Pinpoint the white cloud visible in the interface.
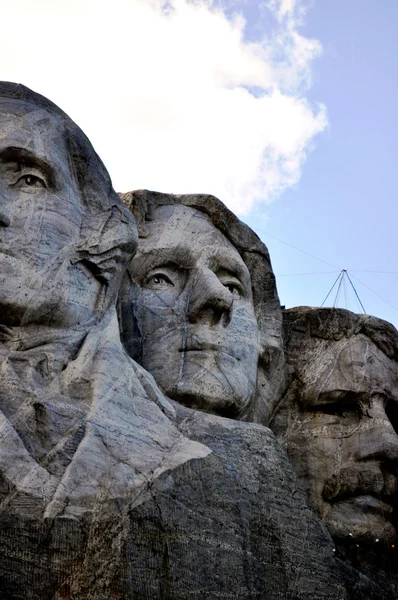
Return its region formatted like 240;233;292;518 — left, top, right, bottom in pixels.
0;0;326;215
268;0;297;19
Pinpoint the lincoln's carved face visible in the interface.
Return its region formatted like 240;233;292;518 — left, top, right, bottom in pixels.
125;204;260;418
0;100;101;327
273;335;398;543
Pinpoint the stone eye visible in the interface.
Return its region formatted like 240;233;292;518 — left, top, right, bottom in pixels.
223;282;242;298
152;276;165;285
218;273;244;298
145;272;174;289
17;174;46;189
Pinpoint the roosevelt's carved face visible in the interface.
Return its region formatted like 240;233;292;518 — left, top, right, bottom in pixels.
0;100;101;328
125;204;260;418
273;335;398;543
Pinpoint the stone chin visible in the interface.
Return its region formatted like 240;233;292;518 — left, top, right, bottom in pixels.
170;354;256;418
322;496;397;545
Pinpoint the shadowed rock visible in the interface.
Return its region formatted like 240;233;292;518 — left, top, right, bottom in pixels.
271;306;398;595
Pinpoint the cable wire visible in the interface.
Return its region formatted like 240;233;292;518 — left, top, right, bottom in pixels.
333;272;344;307
348;270;398;274
252;228;340;270
321;272;343;307
276;271;340;277
345;272;366;314
350;273;398;313
251;225;397;315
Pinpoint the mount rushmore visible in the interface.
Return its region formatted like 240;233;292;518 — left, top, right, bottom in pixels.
0;82;396;599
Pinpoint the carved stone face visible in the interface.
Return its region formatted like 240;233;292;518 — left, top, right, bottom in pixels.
127;204;260;417
0;100;101;327
274;335;398;543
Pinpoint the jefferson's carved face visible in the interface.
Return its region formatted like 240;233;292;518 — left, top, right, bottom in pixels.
274;335;398;543
126;204;260;417
0;100;101;327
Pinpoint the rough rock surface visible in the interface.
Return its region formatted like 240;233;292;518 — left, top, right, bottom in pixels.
0;415;391;599
0;84;207;520
0;83;397;599
0;84;208;598
271;307;398;596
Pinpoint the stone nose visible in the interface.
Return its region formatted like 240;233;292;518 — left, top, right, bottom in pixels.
187;268;233;326
370;425;398;462
356;397;398;463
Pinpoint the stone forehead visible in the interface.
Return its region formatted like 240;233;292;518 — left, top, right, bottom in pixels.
0;105;72;173
0;84;136;224
0;82;69;119
120;189;271;260
120;190;280;304
283;306;398;363
0;97;59;118
302;335;398;386
0;96;90;171
0;97;69;155
139;204;244;256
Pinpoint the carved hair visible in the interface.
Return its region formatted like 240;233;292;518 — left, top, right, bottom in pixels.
283;306;398;362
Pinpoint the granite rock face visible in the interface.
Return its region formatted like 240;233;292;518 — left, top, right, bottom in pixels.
1;415;390;599
119;189;286;425
0;83;397;599
0;83;209;597
271;307;398;595
0;83;207;520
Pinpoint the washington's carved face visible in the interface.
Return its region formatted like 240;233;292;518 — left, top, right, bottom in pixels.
126;204;260;417
274;335;398;543
0;100;101;327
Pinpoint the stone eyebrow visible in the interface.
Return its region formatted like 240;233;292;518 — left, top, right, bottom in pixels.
139;246;197;267
0;146;57;187
210;248;250;283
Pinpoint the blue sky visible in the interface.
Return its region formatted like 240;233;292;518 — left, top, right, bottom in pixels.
243;1;398;327
1;0;397;327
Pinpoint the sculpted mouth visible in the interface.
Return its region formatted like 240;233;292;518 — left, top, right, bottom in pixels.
179;344;220;352
332;494;395;516
323;468;398;508
179;345;238;360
